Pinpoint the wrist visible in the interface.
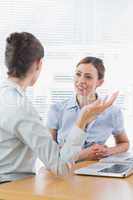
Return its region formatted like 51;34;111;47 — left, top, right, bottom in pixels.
106;147;114;156
78;148;90;161
76;116;95;130
76;120;86;130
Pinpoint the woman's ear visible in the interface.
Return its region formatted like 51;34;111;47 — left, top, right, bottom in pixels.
36;59;43;71
96;79;104;87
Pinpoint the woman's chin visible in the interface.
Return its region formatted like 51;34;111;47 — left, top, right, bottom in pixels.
77;92;88;97
75;89;89;96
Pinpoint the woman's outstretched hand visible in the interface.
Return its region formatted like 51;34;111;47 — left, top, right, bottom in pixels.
77;91;119;130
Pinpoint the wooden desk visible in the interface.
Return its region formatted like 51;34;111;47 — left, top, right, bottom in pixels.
0;161;133;200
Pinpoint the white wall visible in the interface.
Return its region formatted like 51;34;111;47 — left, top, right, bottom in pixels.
0;0;133;151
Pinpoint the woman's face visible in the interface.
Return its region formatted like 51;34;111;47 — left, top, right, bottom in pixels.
74;63;103;97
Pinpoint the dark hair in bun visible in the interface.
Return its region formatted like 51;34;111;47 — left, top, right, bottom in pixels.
5;32;44;78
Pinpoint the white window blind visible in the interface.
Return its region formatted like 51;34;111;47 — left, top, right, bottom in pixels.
0;0;133;146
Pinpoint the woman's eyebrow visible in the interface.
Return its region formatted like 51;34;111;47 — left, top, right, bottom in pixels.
76;70;93;76
84;73;92;75
76;70;82;73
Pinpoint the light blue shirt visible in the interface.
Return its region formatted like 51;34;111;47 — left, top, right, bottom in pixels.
0;80;86;176
47;95;125;148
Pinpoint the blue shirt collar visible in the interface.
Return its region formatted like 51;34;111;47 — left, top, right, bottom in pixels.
66;95;79;110
66;93;99;110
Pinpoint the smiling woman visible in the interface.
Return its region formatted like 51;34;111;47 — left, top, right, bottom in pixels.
47;56;129;161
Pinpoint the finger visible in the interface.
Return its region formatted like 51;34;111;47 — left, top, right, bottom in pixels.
106;91;119;103
95;147;108;153
86;100;102;113
95;152;106;158
103;91;119;108
87;99;101;108
95;152;105;157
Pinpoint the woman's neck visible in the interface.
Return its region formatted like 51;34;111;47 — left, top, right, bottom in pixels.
8;76;31;90
77;93;97;108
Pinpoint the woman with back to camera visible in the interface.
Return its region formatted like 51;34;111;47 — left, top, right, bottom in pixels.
47;57;129;161
0;32;118;178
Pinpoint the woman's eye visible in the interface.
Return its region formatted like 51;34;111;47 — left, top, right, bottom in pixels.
76;73;81;77
85;76;92;79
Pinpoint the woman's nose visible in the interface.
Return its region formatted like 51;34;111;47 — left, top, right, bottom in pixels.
78;76;86;83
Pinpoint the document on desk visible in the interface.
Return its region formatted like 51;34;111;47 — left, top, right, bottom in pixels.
75;152;133;178
0;172;35;184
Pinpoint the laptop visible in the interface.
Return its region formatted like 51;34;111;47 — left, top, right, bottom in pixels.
74;152;133;178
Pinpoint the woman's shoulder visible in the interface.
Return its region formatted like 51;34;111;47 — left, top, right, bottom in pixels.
0;80;24;104
110;104;123;115
103;104;123;119
0;80;34;119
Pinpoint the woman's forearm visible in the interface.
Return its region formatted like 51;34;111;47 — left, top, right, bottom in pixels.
108;142;129;155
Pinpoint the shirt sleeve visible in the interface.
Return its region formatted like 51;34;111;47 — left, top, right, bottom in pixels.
15;107;86;176
47;103;61;129
112;106;125;136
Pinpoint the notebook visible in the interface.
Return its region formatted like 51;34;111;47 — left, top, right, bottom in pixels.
0;172;35;184
74;152;133;178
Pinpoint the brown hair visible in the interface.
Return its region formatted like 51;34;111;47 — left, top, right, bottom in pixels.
5;32;44;78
